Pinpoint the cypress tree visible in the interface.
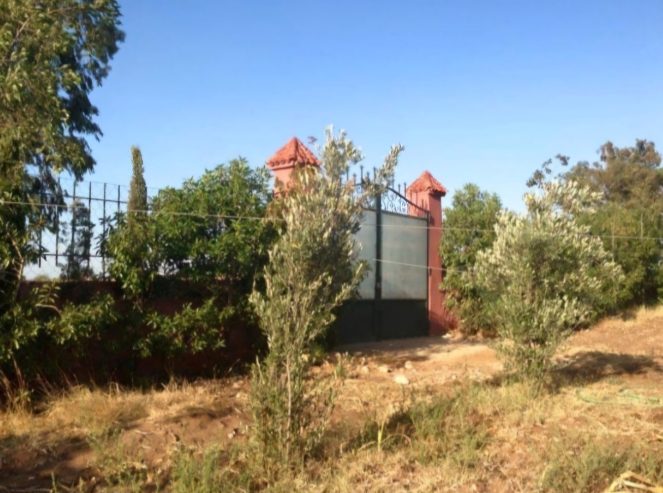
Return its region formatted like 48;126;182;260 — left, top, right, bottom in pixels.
127;146;148;224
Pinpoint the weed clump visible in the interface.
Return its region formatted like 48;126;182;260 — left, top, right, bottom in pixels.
541;436;663;492
354;383;491;470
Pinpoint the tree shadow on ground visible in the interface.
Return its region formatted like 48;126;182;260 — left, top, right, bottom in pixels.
0;432;92;491
554;351;663;387
0;405;150;491
483;351;663;391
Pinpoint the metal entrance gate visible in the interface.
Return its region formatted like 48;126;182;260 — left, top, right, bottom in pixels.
333;188;429;345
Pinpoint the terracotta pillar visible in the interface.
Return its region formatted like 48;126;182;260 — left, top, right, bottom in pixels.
266;137;319;193
406;171;447;336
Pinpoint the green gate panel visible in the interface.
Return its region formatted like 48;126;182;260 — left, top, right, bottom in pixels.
378;300;428;339
356;210;377;299
332;300;376;345
332;299;428;345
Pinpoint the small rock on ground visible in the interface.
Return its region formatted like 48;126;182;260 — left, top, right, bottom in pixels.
393;374;410;385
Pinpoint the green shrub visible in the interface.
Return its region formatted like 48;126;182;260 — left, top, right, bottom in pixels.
565;140;663;306
440;183;502;335
142;299;229;358
0;0;123;366
476;180;624;382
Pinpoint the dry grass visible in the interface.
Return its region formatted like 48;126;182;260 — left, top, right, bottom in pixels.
2;377;661;492
1;308;662;492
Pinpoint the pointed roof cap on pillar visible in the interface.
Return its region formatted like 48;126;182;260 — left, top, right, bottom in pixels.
266;137;319;170
407;170;447;197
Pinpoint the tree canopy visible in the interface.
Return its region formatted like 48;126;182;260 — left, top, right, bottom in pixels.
1;0;123;361
565;140;663;304
1;0;124;179
440;183;502;334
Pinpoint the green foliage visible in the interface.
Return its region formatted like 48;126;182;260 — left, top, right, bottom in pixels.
0;0;123;363
106;158;273;300
142;299;229;358
0;284;115;372
565;140;663;305
46;294;117;346
0;0;123;253
96;158;274;368
0;0;124;176
105;212;159;300
475;180;624;381
104;148;158;299
249;129;401;466
440;183;502;335
108;146;152;296
0;284;55;364
150;159;273;286
60;200;95;280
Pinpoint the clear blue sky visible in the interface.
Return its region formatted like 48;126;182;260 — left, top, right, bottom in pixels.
87;0;663;211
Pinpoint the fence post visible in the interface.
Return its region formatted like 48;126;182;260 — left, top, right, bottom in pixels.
87;181;92;271
374;192;382;340
102;182;107;277
55;178;60;266
71;180;77;267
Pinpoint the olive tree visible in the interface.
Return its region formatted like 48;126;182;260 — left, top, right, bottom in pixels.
475;180;623;381
249;129;401;466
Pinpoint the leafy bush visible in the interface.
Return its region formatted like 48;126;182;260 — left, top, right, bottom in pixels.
0;284;55;365
104;146;158;299
249;129;400;466
565;140;663;306
149;159;273;287
101;158;274;365
440;183;502;335
142;299;230;358
0;0;123;366
475;180;624;381
47;293;118;347
2;158;273;388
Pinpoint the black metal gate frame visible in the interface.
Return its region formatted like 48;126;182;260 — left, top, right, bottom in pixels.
370;186;430;340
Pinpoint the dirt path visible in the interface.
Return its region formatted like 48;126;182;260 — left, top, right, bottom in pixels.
337;335;501;387
338;305;663;391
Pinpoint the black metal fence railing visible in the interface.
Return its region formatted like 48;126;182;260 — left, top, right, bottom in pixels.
22;174;427;280
22;178;155;280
